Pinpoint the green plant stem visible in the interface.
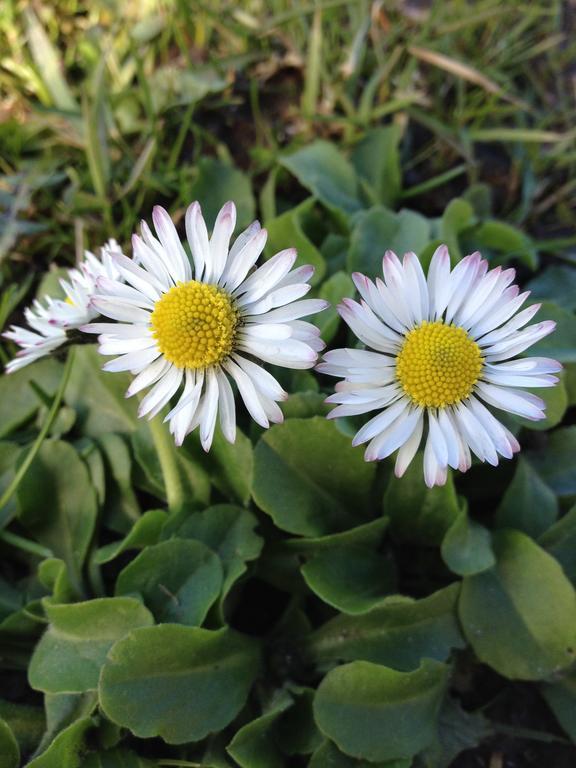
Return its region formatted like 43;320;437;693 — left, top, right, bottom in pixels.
0;347;75;515
148;415;184;513
0;529;52;558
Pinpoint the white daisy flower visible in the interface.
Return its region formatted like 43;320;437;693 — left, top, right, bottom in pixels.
4;239;123;373
318;246;560;487
84;201;327;449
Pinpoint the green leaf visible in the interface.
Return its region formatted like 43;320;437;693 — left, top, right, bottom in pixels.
35;692;97;757
94;510;167;565
65;347;138;436
384;460;460;545
96;434;141;525
0;442;22;528
440;199;475;262
172;505;263;599
276;687;322;756
0;699;44;757
473;220;537;269
314;271;355;345
0;718;19;768
540;505;576;584
185;427;254;506
301;544;395;614
305;584;465;672
350;126;402;208
115;539;222;626
422;697;490;768
541;669;576;742
0;358;62;439
348;206;431;277
29;598;154;694
531;302;576;363
313;659;449;762
226;692;292;768
253;417;376;536
310;741;410;767
83;748;157;768
26;717;96;768
17;441;98;584
459;530;576;680
24;8;78;112
38;558;75;604
189;158;255;230
495;458;558;538
99;625;260;744
265;197;326;285
526;427;576;496
526;265;576;311
441;510;495;576
442;199;475;248
280;141;364;215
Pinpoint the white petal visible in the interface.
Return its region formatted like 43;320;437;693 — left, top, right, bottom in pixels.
138;365;183;419
482;321;556;361
91;297;152;324
216;367;236;444
185;202;209;281
475;382;545;420
152;205;192;283
127;357;172;397
102;346;161;373
364;406;422;461
209;201;236;284
199;367;220;451
394;412;424;477
427;245;451;319
351;398;410;446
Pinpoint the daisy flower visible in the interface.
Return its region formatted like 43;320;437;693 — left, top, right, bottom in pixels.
4;240;123;373
318;246;560;487
84;201;327;449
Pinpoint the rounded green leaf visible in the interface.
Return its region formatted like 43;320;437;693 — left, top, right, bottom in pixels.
115;539;222;626
459;530;576;680
17;440;98;583
174;505;262;598
441;510;495;576
0;718;19;768
301;544;395;614
305;585;464;672
253;418;376;536
496;458;558;538
29;598;154;694
313;659;449;762
99;625;260;744
310;741;410;767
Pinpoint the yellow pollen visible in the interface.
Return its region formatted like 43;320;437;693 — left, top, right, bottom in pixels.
396;321;483;408
150;281;238;370
65;296;75;306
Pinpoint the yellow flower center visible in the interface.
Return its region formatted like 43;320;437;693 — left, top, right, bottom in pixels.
65;296;75;306
150;281;238;370
395;321;482;408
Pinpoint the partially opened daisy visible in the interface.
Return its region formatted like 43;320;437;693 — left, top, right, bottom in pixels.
318;246;560;487
84;201;327;449
4;239;123;373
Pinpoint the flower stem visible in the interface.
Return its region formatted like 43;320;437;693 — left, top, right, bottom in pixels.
0;347;75;515
147;415;184;513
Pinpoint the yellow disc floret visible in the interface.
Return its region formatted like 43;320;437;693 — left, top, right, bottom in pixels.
396;321;482;408
151;281;238;369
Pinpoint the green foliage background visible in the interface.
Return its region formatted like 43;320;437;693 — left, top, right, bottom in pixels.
1;1;576;766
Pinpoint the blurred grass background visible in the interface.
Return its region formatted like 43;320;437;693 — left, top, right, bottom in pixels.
0;0;574;311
